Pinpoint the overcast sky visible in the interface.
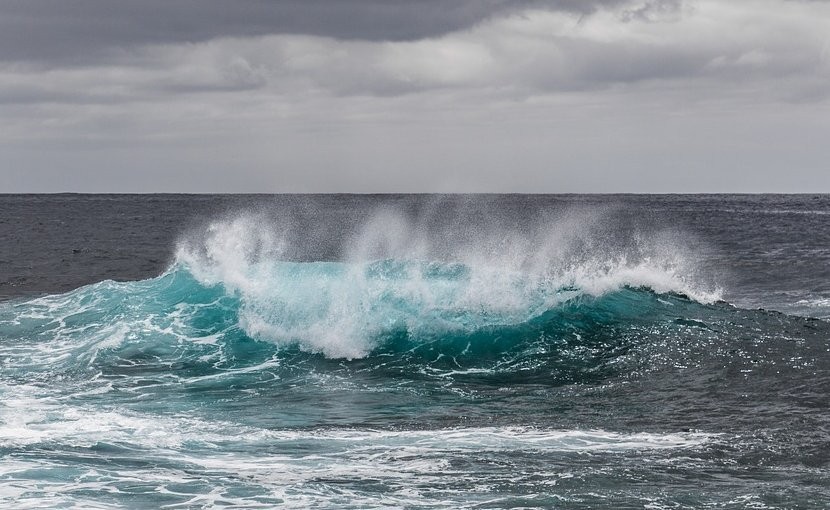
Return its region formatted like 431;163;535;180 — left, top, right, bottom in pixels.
1;0;828;192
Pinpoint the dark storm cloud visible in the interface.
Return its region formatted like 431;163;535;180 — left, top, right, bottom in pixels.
0;0;628;64
1;0;827;105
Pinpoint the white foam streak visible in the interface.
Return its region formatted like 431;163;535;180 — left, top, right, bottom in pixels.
0;394;717;508
0;378;716;451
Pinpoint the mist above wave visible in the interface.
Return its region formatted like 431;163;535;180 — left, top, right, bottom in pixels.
174;203;720;358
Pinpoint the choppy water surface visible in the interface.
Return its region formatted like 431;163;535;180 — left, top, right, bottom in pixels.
0;195;829;508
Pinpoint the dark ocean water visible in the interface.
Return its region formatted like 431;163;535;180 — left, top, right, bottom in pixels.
0;194;828;508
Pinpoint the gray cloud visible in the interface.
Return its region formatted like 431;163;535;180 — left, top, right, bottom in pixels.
0;0;632;65
6;0;825;104
620;0;684;22
0;0;829;192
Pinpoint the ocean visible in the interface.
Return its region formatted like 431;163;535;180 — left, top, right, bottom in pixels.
0;194;828;509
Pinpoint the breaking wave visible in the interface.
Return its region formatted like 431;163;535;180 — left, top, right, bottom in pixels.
0;208;727;365
171;210;721;358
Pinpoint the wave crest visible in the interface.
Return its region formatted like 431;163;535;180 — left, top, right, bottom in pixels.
173;209;721;358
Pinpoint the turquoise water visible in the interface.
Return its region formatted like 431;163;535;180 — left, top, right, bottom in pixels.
1;197;829;508
2;258;829;507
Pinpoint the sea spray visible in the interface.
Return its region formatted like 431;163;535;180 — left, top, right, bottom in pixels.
172;205;720;357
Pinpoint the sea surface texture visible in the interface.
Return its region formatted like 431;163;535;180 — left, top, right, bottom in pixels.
1;194;829;509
